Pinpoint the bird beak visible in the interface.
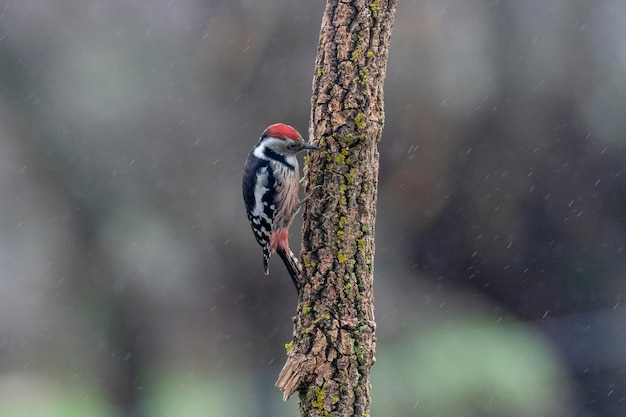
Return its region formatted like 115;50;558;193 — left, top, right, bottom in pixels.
303;142;319;150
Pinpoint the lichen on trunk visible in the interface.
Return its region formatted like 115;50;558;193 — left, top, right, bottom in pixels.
276;1;396;416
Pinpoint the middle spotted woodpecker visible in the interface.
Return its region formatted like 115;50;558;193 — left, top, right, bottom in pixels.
242;123;318;290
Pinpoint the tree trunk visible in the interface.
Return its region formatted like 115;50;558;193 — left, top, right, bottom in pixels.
276;1;397;416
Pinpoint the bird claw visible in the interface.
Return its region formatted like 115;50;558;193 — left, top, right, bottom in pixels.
297;185;323;209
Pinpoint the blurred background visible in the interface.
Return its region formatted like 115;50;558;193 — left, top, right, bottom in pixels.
0;0;625;416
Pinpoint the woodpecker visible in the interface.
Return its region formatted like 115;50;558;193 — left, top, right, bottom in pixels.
242;123;318;290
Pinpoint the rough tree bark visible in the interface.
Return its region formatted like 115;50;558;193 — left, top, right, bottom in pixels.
275;1;397;416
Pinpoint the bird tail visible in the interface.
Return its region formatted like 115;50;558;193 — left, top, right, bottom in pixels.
277;248;302;291
263;245;271;275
